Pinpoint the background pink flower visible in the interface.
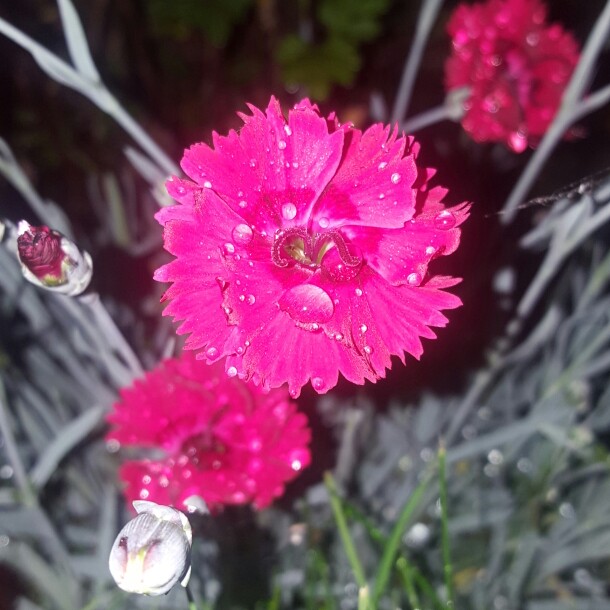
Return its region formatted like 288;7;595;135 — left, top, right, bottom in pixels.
444;0;580;152
106;352;311;511
155;97;469;396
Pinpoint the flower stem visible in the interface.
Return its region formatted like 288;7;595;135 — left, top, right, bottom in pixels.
372;467;433;605
438;441;454;608
323;472;368;591
396;557;420;609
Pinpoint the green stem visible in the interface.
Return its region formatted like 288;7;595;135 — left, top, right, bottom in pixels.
396;557;420;610
323;472;368;590
372;468;434;605
438;442;454;608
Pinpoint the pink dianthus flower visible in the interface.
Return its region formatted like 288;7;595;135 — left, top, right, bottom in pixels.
444;0;580;152
106;352;311;511
155;97;469;397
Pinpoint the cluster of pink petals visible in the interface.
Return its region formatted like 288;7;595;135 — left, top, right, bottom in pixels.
106;352;311;511
155;96;469;397
444;0;580;152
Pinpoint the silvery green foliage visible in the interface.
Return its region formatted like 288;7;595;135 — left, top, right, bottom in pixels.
270;176;610;610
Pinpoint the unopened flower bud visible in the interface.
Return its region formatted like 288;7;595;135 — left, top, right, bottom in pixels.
16;221;92;296
108;500;192;596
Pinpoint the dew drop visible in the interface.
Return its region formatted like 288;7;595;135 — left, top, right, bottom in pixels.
379;193;385;200
203;180;212;189
377;161;388;171
142;474;152;485
249;158;257;167
239;200;248;208
206;346;219;360
281;202;297;220
232;224;253;245
407;272;421;286
434;210;456;230
247;294;256;305
291;459;302;471
311;377;324;391
360;324;368;333
278;140;287;150
334;333;344;341
279;284;334;325
391;172;401;184
363;345;373;355
177;186;186;195
289;388;299;398
284;124;292;136
227;366;238;377
355;288;363;296
508;130;528;153
425;245;436;256
139;489;150;499
318;217;330;229
239;294;245;302
223;242;236;254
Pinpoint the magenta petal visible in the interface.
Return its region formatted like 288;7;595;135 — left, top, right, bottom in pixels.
178;97;344;232
313;124;418;229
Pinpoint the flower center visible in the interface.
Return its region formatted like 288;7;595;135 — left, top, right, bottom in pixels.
271;227;363;281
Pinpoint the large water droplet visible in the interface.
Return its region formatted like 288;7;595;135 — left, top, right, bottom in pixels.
279;284;334;325
360;324;368;333
311;377;325;391
318;217;330;229
203;180;212;189
391;172;401;184
227;366;238;377
434;211;456;230
355;288;363;297
232;224;253;245
246;294;256;305
278;140;287;150
281;202;297;220
206;346;219;360
363;345;373;355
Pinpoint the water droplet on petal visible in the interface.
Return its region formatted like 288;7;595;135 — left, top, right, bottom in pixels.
206;346;219;360
407;272;421;286
378;161;388;171
278;140;287;150
311;377;324;391
246;294;256;305
425;246;436;256
391;172;401;184
291;459;302;471
284;125;292;136
355;288;363;296
223;242;236;254
334;333;343;341
318;217;329;229
279;284;334;325
363;345;373;355
177;186;186;195
281;202;297;220
249;158;257;168
232;224;253;245
292;162;299;169
360;324;368;333
434;211;456;230
227;366;238;377
239;200;248;208
203;181;212;189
